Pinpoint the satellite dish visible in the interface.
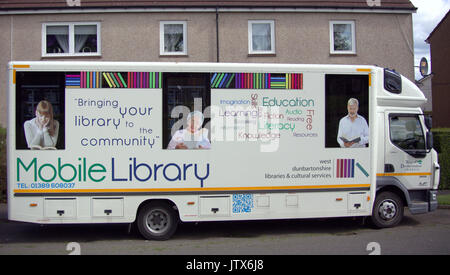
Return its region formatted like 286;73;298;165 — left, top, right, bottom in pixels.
420;57;429;77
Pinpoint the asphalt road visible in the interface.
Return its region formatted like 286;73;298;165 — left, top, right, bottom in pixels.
0;203;449;255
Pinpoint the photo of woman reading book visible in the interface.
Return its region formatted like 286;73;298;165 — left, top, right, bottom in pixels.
23;100;59;150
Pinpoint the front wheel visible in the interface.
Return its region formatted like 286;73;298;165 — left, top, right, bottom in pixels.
137;201;179;240
370;191;404;228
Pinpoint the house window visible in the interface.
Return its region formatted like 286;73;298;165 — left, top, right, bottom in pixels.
329;21;356;54
248;20;275;54
42;22;101;57
160;21;187;55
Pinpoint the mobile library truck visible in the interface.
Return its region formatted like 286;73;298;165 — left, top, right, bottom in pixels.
7;61;440;240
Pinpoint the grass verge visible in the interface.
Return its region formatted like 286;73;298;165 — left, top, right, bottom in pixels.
438;193;450;206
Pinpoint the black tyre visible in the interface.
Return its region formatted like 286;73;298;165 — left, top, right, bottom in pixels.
137;201;179;240
370;191;404;228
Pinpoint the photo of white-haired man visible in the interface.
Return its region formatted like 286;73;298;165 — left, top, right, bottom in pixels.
337;98;369;148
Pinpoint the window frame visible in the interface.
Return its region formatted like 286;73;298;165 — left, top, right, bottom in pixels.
160;21;188;56
42;22;101;57
248;20;276;55
388;114;427;155
329;20;356;55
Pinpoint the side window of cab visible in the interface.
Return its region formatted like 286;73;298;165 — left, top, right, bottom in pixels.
389;115;425;151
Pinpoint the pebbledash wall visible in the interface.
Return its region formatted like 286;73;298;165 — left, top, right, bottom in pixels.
0;8;415;127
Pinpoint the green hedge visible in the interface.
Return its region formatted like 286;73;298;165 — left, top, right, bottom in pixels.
0;126;6;202
432;128;450;190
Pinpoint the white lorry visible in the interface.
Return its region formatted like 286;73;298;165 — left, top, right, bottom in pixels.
7;61;440;240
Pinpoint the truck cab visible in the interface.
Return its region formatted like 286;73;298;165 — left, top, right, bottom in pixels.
372;68;440;228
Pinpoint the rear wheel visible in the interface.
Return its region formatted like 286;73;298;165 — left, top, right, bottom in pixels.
137;201;179;240
370;191;404;228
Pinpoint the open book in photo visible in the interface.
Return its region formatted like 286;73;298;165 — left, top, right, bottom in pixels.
30;145;57;150
182;140;200;149
177;140;210;149
340;136;361;143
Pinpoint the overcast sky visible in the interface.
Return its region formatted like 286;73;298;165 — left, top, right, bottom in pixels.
410;0;450;80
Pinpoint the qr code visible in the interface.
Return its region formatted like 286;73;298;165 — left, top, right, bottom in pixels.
232;194;254;213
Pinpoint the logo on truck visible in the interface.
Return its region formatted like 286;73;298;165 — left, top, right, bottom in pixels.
16;157;210;187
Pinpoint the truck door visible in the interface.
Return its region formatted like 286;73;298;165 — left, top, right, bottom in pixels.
384;113;432;190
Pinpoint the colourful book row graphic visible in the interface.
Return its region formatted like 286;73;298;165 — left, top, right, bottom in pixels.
66;72;302;90
65;72;162;89
336;159;355;178
211;73;303;89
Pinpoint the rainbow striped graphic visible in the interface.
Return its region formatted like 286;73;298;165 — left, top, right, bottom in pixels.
272;73;303;89
103;72;127;88
65;74;81;88
235;73;271;89
65;72;162;89
211;73;236;88
336;159;355;178
72;72;103;88
66;71;302;89
211;72;303;89
127;72;161;89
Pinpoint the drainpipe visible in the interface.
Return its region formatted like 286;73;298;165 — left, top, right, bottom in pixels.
216;6;219;62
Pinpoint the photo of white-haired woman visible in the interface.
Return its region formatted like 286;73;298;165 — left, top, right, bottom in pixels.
167;111;211;149
24;100;59;149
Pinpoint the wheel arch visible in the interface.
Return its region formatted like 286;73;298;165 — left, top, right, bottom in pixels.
135;198;180;222
376;176;410;207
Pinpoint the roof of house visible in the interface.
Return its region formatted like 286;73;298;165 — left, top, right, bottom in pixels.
0;0;417;11
426;10;450;43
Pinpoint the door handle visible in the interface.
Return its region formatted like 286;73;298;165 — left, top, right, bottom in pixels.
384;164;395;173
211;208;219;213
